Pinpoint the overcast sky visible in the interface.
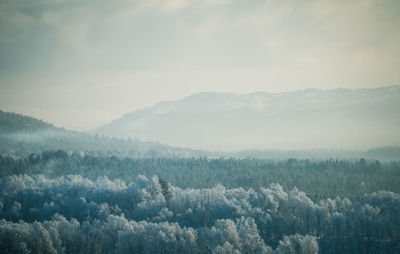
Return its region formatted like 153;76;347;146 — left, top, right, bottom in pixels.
0;0;399;130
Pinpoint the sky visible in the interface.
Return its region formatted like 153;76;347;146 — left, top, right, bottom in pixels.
0;0;399;130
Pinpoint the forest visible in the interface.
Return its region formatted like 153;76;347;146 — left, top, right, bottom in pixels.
1;174;398;253
0;151;399;201
1;111;400;253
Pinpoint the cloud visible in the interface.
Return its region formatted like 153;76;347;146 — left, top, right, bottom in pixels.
0;3;36;42
161;0;190;12
40;9;92;48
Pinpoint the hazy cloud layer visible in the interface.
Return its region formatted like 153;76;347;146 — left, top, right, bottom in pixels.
0;0;399;130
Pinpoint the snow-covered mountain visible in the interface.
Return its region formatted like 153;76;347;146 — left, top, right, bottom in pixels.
95;86;400;151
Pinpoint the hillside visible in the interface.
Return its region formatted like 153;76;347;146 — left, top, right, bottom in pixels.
0;110;209;158
96;86;400;151
0;110;57;133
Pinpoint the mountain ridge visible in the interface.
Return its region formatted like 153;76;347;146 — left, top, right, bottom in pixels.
96;86;400;151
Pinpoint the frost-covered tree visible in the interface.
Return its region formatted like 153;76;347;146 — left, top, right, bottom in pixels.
0;174;399;253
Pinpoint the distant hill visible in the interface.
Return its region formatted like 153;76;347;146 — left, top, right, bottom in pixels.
229;147;400;161
364;146;400;161
96;86;400;151
0;109;210;158
0;110;57;133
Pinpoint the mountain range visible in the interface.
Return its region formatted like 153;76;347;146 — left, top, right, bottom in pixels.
96;86;400;151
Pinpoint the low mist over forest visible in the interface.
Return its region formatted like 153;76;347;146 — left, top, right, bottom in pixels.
2;109;399;160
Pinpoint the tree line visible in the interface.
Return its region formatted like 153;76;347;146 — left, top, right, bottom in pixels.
0;150;399;200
